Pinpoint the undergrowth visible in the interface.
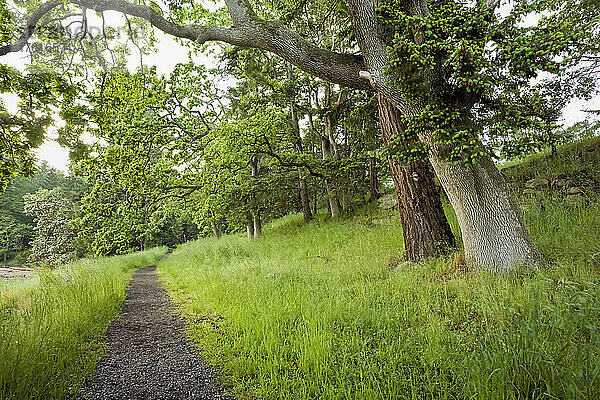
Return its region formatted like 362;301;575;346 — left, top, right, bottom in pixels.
0;247;167;400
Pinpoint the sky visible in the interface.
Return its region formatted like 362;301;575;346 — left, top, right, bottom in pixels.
1;3;598;174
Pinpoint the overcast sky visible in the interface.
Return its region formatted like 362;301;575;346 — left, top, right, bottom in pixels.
1;4;598;174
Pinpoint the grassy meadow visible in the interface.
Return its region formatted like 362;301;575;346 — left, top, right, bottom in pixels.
0;247;167;400
158;141;600;399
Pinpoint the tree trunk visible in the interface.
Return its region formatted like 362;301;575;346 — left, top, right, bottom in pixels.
318;87;344;218
325;183;341;218
210;212;222;239
321;136;342;218
368;156;380;201
429;153;542;271
248;154;261;238
340;175;351;211
212;220;222;239
253;213;262;238
298;171;312;223
246;218;254;241
377;94;455;261
288;100;312;223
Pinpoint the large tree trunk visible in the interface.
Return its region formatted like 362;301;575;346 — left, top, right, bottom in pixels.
356;0;539;271
377;94;455;261
429;152;542;271
7;0;542;271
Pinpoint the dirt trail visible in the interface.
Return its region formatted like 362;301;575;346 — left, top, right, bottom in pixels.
79;264;233;400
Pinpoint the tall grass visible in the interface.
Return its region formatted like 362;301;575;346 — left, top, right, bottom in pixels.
0;247;167;400
159;200;600;399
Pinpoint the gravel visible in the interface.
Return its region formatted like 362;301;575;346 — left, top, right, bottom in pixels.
79;263;234;400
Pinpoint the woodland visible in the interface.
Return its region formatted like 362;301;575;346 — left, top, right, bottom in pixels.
1;0;600;398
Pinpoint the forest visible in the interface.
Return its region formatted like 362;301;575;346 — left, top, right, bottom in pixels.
1;0;600;398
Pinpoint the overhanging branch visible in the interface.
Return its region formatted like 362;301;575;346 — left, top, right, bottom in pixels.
1;0;372;91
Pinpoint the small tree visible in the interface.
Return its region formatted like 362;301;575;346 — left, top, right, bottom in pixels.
23;188;76;268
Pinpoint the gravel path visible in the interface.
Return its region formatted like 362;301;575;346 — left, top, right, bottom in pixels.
79;263;233;400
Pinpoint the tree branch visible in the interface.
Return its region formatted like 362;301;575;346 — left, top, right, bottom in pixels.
2;0;372;91
0;0;63;56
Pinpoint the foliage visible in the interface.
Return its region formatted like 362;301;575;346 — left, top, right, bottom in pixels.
64;69;200;255
378;0;600;164
0;247;167;400
0;163;83;264
59;53;384;248
0;214;29;265
23;188;77;268
0;65;78;193
219;47;383;222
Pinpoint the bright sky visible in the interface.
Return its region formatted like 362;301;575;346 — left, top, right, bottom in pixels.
1;3;598;174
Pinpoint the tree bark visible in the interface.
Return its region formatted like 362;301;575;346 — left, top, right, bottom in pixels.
321;133;342;218
377;94;455;261
212;221;222;239
249;154;260;238
346;0;540;270
321;96;342;218
308;86;341;219
288;97;312;223
8;0;543;271
340;177;351;211
429;152;542;271
246;216;254;240
368;157;380;201
253;213;262;238
325;184;341;219
298;172;312;223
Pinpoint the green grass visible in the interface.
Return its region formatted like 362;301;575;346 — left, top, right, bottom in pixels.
159;198;600;399
0;247;167;400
